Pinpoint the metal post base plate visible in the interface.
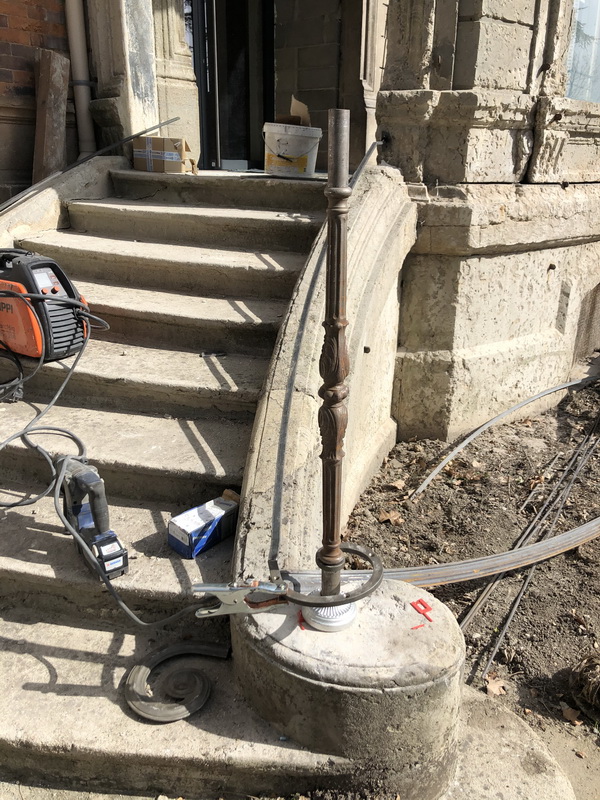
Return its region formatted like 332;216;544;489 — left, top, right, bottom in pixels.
302;600;357;631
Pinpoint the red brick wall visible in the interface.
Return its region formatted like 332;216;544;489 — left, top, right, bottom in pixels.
0;0;68;98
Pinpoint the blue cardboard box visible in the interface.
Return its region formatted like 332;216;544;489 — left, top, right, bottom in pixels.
167;497;238;558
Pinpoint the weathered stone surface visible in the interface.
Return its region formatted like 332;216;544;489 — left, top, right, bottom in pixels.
394;184;600;440
153;0;200;159
0;155;128;248
459;0;536;25
87;0;159;143
454;19;533;91
233;580;465;799
529;97;600;183
412;182;600;255
377;90;535;183
380;0;437;90
32;49;70;182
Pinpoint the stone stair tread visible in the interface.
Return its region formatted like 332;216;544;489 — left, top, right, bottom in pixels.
76;279;287;326
111;166;327;184
67;197;324;226
0;484;233;608
41;338;268;403
0;608;340;796
0;402;250;481
109;168;328;212
20;229;307;277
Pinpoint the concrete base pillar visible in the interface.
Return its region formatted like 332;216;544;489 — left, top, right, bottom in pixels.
232;580;465;799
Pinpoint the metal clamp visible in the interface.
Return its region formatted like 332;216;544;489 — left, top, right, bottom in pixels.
286;543;383;607
193;543;383;618
193;579;290;618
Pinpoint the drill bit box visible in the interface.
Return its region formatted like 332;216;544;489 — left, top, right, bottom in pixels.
167;496;239;558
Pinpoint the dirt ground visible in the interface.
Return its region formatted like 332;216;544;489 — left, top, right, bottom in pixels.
4;388;600;800
345;382;600;800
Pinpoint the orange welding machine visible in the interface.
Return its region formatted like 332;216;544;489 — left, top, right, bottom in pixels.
0;249;87;361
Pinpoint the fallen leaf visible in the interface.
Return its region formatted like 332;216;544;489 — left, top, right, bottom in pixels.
485;674;508;696
575;751;586;759
391;478;406;490
560;702;583;725
378;510;404;525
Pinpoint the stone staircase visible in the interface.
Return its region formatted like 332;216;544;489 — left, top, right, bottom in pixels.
0;169;334;797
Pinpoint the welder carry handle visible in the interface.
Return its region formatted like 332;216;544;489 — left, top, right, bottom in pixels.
0;249;30;268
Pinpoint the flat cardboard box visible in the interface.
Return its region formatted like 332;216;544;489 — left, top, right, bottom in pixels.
132;136;194;174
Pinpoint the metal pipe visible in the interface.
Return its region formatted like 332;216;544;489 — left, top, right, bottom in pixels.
65;0;97;158
412;376;598;498
316;109;352;596
291;513;600;588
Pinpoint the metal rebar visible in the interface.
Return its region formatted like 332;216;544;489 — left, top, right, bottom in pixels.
461;404;600;631
316;109;352;597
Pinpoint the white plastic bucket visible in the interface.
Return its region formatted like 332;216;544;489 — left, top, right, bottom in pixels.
263;122;322;177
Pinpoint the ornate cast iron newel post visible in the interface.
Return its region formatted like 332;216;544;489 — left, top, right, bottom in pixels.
292;110;382;631
316;109;351;599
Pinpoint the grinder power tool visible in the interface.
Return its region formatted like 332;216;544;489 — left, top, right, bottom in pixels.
59;457;129;580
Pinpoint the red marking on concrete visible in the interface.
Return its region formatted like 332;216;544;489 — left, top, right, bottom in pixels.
411;598;434;622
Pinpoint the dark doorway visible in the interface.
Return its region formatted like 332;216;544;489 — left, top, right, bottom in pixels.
190;0;275;170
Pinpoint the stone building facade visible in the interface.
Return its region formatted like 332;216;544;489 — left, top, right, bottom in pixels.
379;0;600;439
2;0;600;440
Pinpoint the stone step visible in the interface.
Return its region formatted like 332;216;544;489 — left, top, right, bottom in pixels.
0;606;344;798
0;604;576;800
0;402;252;504
0;339;268;416
110;168;328;213
67;199;324;252
0;480;235;627
76;279;285;354
18;230;304;300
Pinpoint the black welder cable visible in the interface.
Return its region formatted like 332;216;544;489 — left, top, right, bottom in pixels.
0;293;106;507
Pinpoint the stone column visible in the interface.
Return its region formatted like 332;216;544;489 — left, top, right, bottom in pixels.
233;580;465;799
87;0;159;146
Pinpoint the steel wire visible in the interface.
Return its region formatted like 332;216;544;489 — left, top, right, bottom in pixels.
479;414;600;675
461;416;600;630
